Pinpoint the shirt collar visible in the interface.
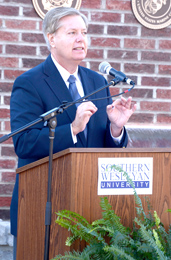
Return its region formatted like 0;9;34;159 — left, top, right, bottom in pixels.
51;54;79;84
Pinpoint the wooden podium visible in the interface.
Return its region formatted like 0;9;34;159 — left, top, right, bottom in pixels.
16;148;171;260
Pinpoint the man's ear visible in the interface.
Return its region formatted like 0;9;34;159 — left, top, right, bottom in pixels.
47;33;55;48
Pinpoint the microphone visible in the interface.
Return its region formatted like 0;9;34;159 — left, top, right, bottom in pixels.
99;61;135;85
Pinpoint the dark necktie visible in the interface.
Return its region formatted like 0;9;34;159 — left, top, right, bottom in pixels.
68;75;87;139
68;75;81;107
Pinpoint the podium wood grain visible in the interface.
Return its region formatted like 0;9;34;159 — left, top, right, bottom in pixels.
16;148;171;260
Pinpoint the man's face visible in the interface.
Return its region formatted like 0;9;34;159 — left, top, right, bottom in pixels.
48;15;88;69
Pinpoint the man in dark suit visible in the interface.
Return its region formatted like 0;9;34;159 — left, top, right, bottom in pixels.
10;6;136;259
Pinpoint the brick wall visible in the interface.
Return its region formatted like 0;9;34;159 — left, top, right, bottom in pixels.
0;0;171;220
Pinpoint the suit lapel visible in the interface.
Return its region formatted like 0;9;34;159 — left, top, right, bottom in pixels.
79;67;98;146
79;67;97;98
43;56;87;146
43;55;77;122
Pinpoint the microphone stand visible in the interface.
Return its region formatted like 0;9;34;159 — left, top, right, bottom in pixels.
0;77;121;260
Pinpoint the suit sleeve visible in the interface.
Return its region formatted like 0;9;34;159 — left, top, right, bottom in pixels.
10;76;75;161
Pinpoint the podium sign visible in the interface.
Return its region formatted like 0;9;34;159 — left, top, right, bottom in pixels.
98;157;153;195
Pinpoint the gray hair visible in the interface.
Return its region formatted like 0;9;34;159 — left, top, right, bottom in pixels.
42;7;88;51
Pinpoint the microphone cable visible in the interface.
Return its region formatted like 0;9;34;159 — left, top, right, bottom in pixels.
63;79;135;108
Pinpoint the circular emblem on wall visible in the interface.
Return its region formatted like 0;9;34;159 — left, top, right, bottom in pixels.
131;0;171;29
32;0;82;19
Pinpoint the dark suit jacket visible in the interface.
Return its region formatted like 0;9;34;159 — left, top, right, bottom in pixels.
10;55;128;236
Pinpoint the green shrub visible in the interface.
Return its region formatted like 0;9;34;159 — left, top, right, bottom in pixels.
52;166;171;260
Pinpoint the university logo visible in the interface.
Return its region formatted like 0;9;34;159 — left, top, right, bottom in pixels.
132;0;171;29
98;157;153;195
32;0;82;19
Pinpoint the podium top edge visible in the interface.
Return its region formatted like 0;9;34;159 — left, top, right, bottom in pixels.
16;147;171;174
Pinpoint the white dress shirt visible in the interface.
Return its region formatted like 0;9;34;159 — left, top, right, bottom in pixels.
51;54;123;144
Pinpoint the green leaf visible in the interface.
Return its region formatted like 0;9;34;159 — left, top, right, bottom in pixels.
154;211;161;229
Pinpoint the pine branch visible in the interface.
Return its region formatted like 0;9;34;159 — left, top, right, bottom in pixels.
51;250;84;260
99;197;129;235
111;165;147;221
135;217;167;260
104;244;136;260
55;210;98;245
